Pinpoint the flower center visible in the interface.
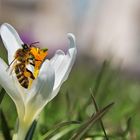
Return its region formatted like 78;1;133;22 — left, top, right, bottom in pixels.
30;47;48;78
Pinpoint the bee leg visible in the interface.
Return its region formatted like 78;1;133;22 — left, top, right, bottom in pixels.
6;58;17;71
8;61;17;75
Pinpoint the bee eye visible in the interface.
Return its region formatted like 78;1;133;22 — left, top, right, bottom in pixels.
22;44;29;49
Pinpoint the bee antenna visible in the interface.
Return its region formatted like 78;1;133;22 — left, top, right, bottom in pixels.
30;41;40;47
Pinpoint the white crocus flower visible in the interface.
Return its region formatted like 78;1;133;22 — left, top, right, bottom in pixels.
0;23;77;140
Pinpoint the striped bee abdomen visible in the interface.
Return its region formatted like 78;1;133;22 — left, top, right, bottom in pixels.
15;63;29;89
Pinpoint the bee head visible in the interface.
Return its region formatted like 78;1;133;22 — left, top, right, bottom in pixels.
22;44;29;50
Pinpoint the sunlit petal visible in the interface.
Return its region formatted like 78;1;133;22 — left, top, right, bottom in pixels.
49;33;77;101
0;58;19;101
0;58;25;118
0;23;23;64
25;59;55;120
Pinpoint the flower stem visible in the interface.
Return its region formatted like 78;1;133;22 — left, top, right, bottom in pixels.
13;121;31;140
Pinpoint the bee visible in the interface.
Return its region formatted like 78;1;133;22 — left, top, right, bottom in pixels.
8;42;48;89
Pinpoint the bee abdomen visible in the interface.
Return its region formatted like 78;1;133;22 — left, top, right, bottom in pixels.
20;78;29;89
15;64;29;88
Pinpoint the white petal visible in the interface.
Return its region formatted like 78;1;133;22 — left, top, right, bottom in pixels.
49;33;77;101
25;60;55;120
0;58;19;101
0;58;25;118
0;23;23;64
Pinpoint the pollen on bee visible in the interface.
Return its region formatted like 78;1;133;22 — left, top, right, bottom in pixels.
29;47;48;79
30;47;48;61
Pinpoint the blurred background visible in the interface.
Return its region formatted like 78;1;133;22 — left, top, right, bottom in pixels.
1;0;140;72
1;0;140;139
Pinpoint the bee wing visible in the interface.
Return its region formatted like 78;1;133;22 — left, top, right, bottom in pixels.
0;23;23;64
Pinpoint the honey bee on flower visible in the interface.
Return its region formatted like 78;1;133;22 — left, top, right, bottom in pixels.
7;42;48;89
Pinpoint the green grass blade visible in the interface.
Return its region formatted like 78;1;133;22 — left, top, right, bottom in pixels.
25;120;37;140
123;117;132;136
0;109;12;140
49;125;78;140
92;61;108;96
70;102;114;140
0;88;5;105
43;121;80;140
82;61;108;110
90;92;109;140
